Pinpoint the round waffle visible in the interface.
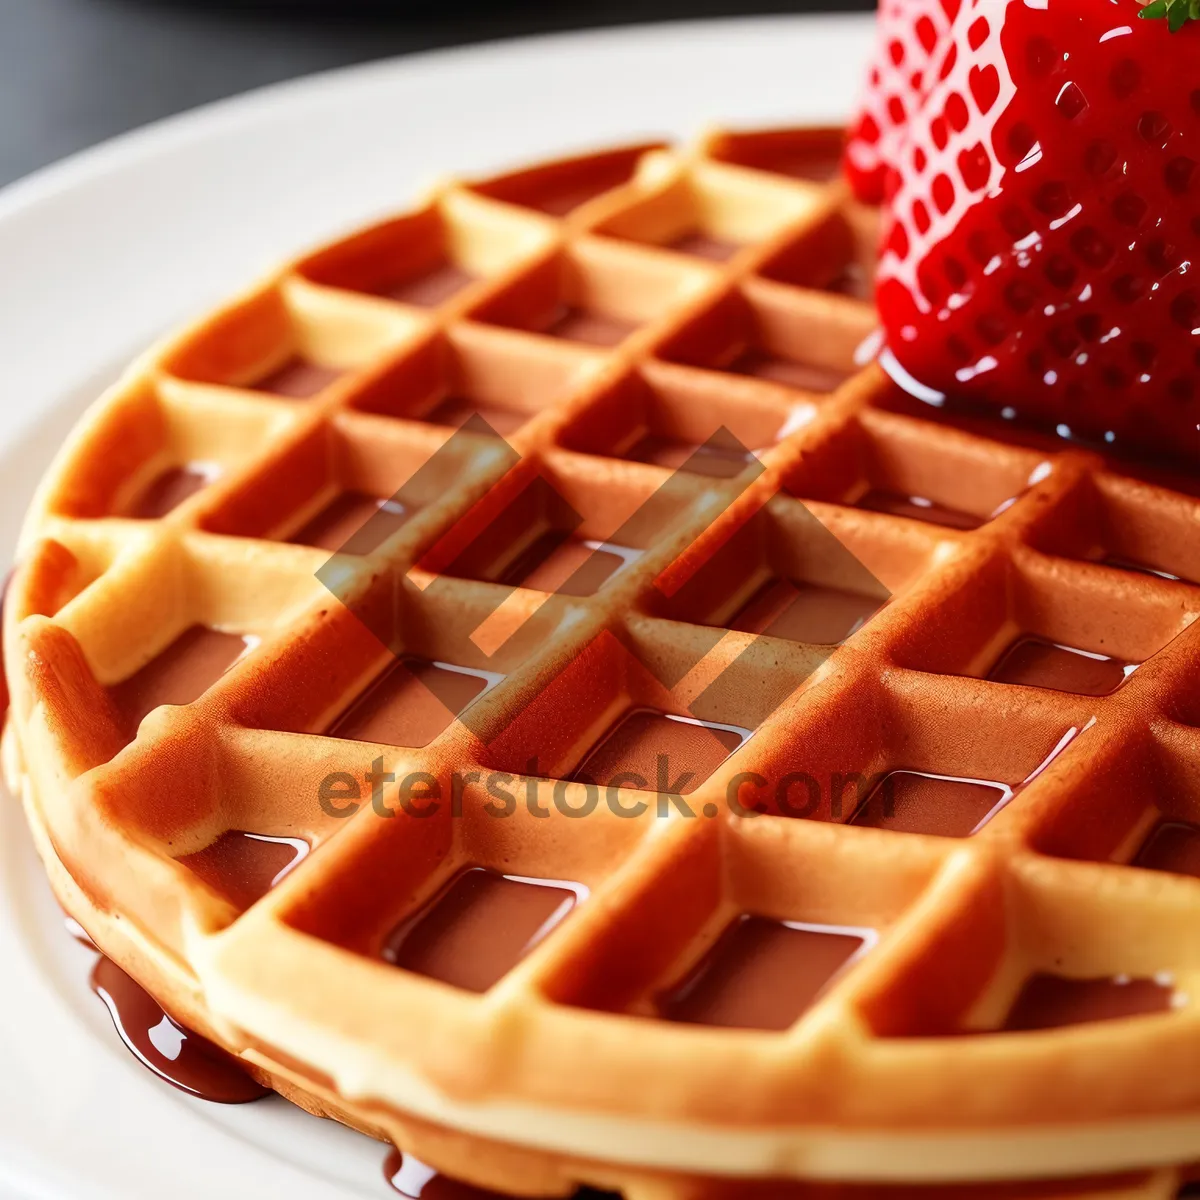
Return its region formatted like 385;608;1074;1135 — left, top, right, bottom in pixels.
9;125;1200;1197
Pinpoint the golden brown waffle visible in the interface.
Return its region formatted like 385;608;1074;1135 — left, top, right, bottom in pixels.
9;125;1200;1198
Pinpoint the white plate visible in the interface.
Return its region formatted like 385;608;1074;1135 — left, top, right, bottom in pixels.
0;17;873;1199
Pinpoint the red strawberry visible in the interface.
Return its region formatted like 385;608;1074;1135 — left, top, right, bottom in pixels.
844;0;959;204
874;0;1200;465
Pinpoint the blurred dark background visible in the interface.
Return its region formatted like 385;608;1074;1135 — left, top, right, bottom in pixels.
0;0;872;188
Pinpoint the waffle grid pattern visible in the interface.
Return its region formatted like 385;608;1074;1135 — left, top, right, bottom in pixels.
10;126;1200;1196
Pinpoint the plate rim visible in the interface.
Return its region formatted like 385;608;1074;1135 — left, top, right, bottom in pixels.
0;12;870;222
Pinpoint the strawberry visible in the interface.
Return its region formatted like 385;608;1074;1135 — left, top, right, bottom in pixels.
844;0;958;204
872;0;1200;465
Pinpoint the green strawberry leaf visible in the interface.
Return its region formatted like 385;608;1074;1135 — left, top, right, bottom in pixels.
1139;0;1200;29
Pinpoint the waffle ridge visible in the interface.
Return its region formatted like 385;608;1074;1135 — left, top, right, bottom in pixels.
8;126;1200;1199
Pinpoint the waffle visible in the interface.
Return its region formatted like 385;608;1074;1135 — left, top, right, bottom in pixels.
9;124;1200;1199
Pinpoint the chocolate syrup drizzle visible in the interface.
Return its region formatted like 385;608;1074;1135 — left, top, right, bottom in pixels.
383;1149;618;1199
68;917;268;1104
67;919;616;1196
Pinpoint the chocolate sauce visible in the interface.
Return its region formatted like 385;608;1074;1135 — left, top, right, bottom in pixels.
65;914;99;951
383;868;583;993
1100;554;1183;583
179;831;309;911
383;1150;617;1200
824;261;873;302
498;533;630;597
729;578;881;645
667;232;740;262
110;626;254;730
422;396;528;438
1003;973;1175;1032
749;147;844;184
384;263;476;308
728;349;849;394
661;916;869;1032
127;464;217;519
849;771;1012;838
855;489;984;531
625;434;754;479
988;637;1133;697
255;359;344;399
329;657;491;748
543;308;637;347
385;1149;500;1198
290;492;410;554
573;708;749;794
1135;821;1200;878
89;954;269;1103
65;914;269;1102
528;173;630;216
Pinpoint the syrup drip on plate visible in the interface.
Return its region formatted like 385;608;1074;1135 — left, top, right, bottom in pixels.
385;1149;499;1198
68;916;268;1104
65;914;99;951
383;1149;617;1199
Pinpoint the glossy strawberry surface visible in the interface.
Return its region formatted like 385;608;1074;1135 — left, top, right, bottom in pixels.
873;0;1200;466
844;0;957;203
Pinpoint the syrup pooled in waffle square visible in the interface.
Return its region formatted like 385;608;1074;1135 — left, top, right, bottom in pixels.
9;126;1200;1200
